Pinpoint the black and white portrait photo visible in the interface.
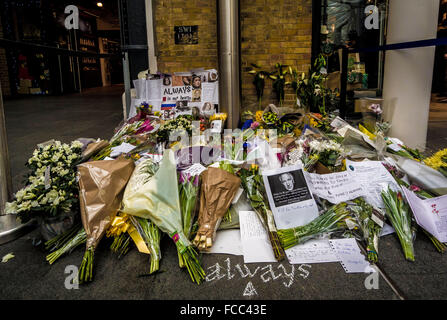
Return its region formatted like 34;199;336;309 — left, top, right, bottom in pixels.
266;169;312;208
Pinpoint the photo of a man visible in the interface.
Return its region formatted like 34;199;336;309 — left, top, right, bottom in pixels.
279;173;295;191
266;169;312;208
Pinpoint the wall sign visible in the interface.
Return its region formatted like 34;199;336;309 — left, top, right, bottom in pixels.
174;26;199;45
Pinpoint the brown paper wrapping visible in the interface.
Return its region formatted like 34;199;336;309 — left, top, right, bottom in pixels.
270;135;296;151
315;162;332;175
81;140;109;160
194;167;241;249
78;158;135;249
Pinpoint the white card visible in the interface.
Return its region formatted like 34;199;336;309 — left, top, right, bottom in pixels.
239;211;276;264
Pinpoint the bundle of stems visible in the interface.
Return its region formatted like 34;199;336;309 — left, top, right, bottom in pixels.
381;188;415;261
347;198;383;263
239;167;285;261
110;233;132;258
178;173;200;268
278;202;352;250
46;228;87;265
131;217;162;274
172;232;206;284
78;247;94;283
45;224;83;252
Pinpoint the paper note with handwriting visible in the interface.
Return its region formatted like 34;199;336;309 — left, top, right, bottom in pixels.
346;160;401;210
239;211;276;264
285;239;340;264
329;238;375;273
402;187;447;243
306;171;364;204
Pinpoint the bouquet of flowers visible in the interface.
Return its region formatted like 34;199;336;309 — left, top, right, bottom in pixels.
308;138;344;171
178;172;200;267
179;172;200;240
5;140;83;223
286;136;344;172
239;165;285;261
121;149;205;284
285;137;319;170
381;188;415;261
278;202;354;250
77;158;135;283
156;116;193;143
192;167;241;251
347;198;384;262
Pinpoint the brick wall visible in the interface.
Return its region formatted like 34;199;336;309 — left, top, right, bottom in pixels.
153;0;313;113
0;15;11;97
154;0;218;72
240;0;313;112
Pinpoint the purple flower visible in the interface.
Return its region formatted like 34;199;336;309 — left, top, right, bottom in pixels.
178;172;185;184
193;175;200;187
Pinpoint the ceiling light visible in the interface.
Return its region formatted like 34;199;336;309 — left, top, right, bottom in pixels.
97;2;103;7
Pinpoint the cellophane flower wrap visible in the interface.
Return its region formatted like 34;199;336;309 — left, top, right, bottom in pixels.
177;171;200;268
193;167;241;251
121;149;205;284
119;158;162;273
77;158;135;283
239;166;286;262
381;187;415;261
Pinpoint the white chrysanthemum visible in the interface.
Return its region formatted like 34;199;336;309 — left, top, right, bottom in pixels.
15;189;26;202
17;200;32;212
71;141;83;149
5;201;18;214
46;189;59;203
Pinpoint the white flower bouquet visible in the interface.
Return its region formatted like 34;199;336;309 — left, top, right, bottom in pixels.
5;140;83;223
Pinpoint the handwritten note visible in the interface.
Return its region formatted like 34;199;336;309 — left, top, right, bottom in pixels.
239;211;276;264
306;171;364;204
346;160;401;209
182;163;207;176
402;187;447;243
329;238;375;273
285;239;340;264
110;142;136;158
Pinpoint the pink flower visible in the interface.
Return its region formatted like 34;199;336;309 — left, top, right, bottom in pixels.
250;121;260;130
409;185;422;192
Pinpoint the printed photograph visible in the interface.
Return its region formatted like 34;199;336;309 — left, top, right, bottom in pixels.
208;71;218;82
161;105;176;120
162;76;172;86
192;89;201;102
175;101;192;117
191;75;202;89
266;169;312;208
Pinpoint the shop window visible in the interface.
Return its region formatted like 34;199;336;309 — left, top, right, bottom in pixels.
318;0;388;120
